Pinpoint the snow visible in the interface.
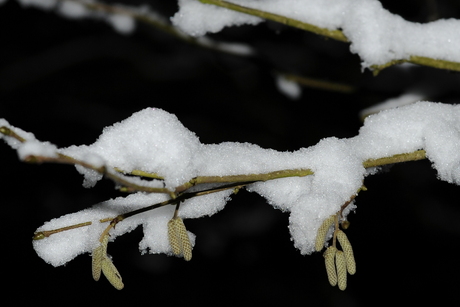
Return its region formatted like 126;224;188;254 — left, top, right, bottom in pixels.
106;14;135;34
2;0;460;270
17;140;58;160
10;0;460;69
33;192;170;266
61;108;202;190
17;0;57;10
171;0;262;36
15;0;136;35
172;0;460;69
57;0;88;19
350;102;460;162
0;119;36;149
359;92;425;119
3;101;460;266
276;75;302;99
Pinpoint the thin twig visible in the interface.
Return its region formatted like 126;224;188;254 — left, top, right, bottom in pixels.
199;0;348;42
33;181;253;238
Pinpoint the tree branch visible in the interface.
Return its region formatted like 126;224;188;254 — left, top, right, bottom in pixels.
198;0;460;73
198;0;348;42
0;125;428;198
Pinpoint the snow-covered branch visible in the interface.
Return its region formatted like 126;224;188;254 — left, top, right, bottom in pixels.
5;0;460;82
173;0;460;72
1;102;460;290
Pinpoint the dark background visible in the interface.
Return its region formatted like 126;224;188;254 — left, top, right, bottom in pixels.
1;1;460;306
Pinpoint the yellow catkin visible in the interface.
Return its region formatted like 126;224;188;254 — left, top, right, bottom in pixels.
176;218;192;261
168;217;193;260
335;250;347;291
323;246;337;286
92;245;104;281
315;215;336;252
168;219;181;256
101;255;124;290
336;230;356;275
92;235;109;281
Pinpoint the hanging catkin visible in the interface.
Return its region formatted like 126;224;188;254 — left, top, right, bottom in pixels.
315;215;335;252
92;234;109;281
168;218;182;256
101;255;124;290
336;230;356;275
168;217;192;261
176;218;192;261
335;250;347;291
323;246;338;286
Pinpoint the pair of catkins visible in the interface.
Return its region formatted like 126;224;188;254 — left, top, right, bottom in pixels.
316;214;356;290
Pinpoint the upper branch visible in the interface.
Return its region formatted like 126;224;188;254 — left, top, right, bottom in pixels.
198;0;348;42
198;0;460;73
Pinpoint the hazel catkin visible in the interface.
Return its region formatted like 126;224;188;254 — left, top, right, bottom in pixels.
323;246;338;286
335;250;347;291
315;215;335;252
92;234;109;281
167;218;181;256
167;217;192;261
101;255;124;290
176;218;192;261
336;230;356;275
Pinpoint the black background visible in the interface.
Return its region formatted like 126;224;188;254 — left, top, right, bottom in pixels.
2;1;460;306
